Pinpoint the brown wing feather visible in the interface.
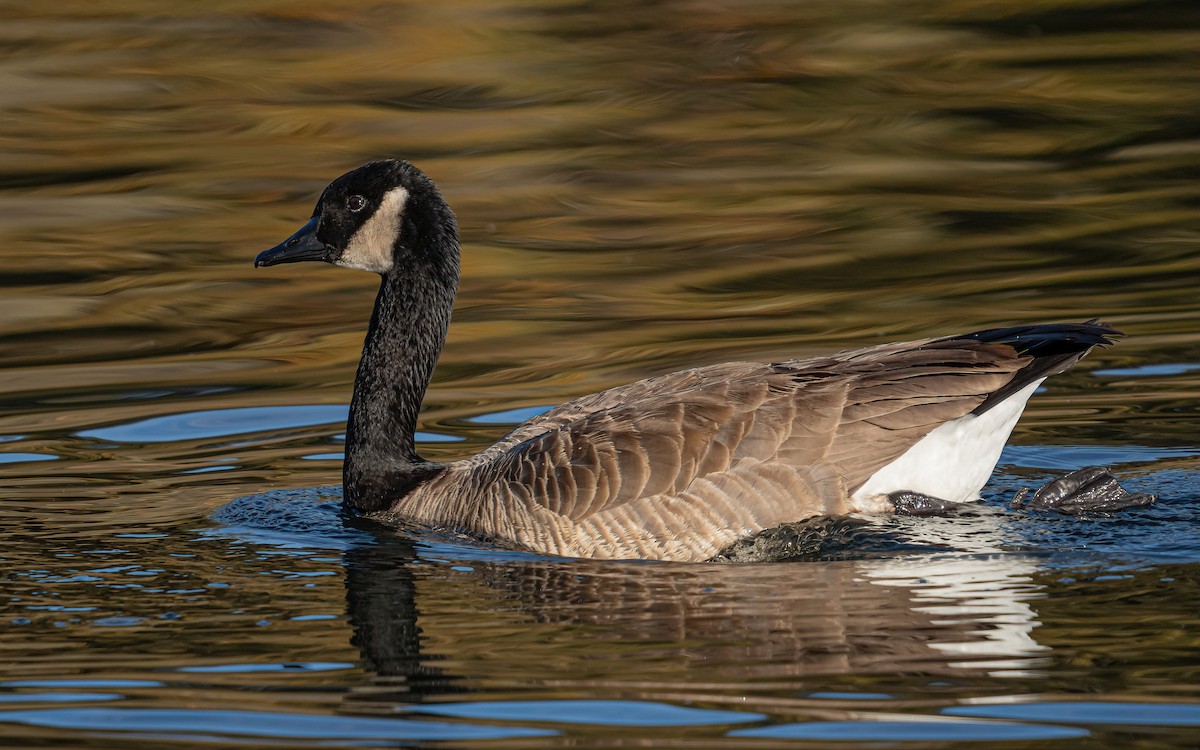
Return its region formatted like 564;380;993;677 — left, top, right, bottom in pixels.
474;337;1031;526
490;370;761;521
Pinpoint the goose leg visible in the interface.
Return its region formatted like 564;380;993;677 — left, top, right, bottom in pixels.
1011;466;1156;514
713;516;878;562
888;490;960;516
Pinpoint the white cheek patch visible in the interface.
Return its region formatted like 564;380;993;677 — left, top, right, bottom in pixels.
335;186;409;273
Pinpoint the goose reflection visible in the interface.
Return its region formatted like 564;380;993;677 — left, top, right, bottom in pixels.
341;511;1049;709
342;532;467;705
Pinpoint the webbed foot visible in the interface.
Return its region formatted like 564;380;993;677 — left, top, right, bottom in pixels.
712;516;877;562
889;490;960;516
1011;466;1156;514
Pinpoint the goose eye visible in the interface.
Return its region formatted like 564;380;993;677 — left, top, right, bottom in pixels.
347;195;367;212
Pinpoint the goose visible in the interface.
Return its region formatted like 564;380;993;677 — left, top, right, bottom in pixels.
254;159;1153;562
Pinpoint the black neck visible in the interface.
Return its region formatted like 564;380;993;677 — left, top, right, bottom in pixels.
343;237;458;512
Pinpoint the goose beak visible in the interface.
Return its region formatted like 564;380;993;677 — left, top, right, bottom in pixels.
254;216;330;267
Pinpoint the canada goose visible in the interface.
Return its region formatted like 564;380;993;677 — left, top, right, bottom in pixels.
255;159;1154;561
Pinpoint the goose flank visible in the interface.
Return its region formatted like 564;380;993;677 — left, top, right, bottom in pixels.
255;159;1152;562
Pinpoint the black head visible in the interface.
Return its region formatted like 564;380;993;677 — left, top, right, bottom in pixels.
254;160;458;276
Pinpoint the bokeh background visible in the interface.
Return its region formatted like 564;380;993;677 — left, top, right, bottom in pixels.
1;1;1198;747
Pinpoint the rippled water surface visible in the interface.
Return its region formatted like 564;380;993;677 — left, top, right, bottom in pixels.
2;0;1199;747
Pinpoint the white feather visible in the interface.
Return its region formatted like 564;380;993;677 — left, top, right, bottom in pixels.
336;186;408;274
851;379;1043;507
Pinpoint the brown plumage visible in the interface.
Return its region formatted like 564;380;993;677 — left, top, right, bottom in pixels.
255;160;1119;562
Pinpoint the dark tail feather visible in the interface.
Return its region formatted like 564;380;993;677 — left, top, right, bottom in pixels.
934;320;1121;416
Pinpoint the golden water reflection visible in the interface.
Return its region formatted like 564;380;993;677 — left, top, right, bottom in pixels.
0;0;1198;746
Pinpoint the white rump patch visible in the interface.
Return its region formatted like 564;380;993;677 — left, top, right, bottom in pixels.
851;379;1044;507
336;186;408;273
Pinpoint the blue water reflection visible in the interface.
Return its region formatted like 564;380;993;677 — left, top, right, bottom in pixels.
75;405;463;445
0;453;57;464
945;701;1200;727
0;707;556;741
731;718;1089;741
78;406;351;443
466;405;554;424
413;699;763;726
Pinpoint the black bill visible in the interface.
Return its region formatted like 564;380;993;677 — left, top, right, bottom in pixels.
254;216;329;267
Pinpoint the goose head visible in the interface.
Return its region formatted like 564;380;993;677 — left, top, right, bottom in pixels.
254;159;459;279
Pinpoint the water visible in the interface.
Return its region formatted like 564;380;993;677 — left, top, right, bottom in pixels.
1;0;1198;747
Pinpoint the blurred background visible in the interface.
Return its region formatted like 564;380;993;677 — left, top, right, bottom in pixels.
0;1;1198;747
